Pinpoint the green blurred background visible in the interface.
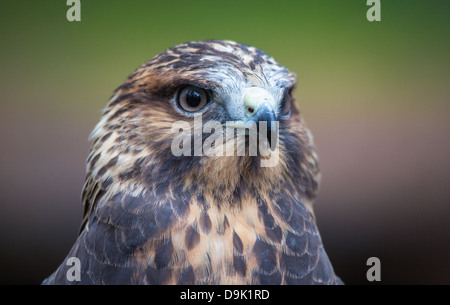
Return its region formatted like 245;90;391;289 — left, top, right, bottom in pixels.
0;0;449;284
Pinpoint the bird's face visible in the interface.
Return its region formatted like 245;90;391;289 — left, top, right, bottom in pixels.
156;43;296;125
88;40;319;204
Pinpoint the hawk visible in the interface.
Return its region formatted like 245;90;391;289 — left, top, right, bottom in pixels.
43;40;342;285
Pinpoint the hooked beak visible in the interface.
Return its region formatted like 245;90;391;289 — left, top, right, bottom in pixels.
243;87;278;147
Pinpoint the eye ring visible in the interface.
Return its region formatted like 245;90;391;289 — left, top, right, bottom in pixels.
177;86;209;112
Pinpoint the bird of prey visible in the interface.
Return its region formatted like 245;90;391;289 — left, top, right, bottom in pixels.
43;40;342;285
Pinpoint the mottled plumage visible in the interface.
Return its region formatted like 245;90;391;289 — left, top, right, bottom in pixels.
43;40;341;285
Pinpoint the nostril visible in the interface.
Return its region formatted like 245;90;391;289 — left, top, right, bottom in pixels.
247;107;254;114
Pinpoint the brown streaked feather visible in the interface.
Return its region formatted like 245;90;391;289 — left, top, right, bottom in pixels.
80;174;100;232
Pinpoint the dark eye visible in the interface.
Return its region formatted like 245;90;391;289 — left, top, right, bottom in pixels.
280;88;293;116
177;86;209;112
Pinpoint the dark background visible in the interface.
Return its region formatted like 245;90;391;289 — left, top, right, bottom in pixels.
1;1;449;284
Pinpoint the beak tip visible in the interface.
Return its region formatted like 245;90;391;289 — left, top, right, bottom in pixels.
249;103;278;148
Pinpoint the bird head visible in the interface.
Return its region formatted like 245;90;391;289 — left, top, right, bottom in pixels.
87;40;319;207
